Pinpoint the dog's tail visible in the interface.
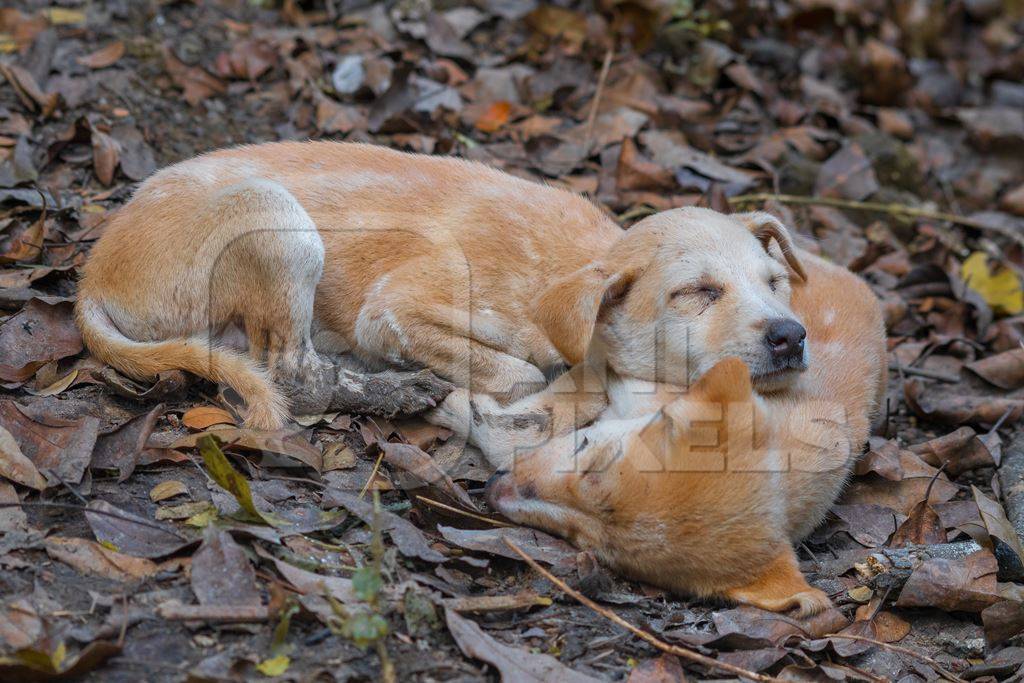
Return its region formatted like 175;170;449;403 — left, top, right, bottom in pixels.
75;297;289;430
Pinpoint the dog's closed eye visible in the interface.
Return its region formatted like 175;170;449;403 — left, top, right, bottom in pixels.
768;275;785;292
670;281;723;303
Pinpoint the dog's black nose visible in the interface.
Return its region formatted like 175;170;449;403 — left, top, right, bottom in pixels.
765;318;806;360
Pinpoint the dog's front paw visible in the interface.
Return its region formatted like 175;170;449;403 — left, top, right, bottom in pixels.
425;387;473;435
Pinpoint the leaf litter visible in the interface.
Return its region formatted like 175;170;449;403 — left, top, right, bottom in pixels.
0;1;1023;680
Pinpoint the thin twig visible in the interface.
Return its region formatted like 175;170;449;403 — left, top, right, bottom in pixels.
502;538;779;682
728;193;1024;248
583;46;614;151
889;364;960;383
358;449;386;499
0;502;189;541
415;495;513;527
822;634;966;683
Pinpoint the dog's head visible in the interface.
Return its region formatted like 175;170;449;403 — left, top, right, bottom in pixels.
534;208;808;392
486;358;778;589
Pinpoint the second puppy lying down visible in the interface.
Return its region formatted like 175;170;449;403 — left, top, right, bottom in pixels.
431;251;886;615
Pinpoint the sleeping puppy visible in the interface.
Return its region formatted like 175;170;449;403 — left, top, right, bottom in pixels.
75;141;807;428
430;251;886;615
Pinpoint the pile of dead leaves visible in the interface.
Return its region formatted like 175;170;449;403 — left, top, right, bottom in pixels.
2;0;1024;680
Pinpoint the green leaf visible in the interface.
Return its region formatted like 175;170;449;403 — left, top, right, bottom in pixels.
256;654;290;677
342;612;388;649
352;566;382;602
198;435;285;526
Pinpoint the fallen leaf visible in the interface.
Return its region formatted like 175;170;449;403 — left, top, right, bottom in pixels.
895;549;1002;612
44;536;158;582
0;299;82;383
445;608;600;683
910;426;999;475
150;480;189;502
380;441;477;510
85;500;191;558
973;486;1024;577
0;424;46;490
323;489;446;563
90;404;164;481
962;251;1023;316
904;378;1024;427
0;640;120;681
475;101;512;133
192;530;262;606
183;405;237;430
76;41;124;69
0;401;98;487
627;654;687;683
176;428;322;472
437;525;576;570
815;143;879;200
966;348;1024;390
89;123;119;186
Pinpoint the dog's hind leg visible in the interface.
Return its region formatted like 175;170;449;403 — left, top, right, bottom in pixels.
723;547;831;616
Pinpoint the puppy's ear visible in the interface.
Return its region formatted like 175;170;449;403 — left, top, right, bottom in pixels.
734;211;807;282
691;356;753;404
533;264;636;366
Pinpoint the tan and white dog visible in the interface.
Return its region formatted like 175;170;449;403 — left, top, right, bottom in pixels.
76;142;812;429
430;250;886;615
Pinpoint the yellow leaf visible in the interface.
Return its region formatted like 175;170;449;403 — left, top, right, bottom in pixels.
150;480;189;502
185;508;218;528
42;8;86;24
962;251;1024;316
848;585;873;603
256;655;290;677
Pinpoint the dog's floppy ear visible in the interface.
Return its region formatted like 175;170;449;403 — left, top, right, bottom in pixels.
734;211;807;282
533;264;636;366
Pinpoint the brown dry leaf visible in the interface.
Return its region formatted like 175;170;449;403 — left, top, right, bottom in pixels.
475;101;512;133
445;608;600;683
973;486;1024;573
904;378;1024;427
815;143;879;200
0;424;46;490
895;549;1002;612
90;404;164;482
163;48;227;106
854;439;903;480
315;99;367;135
150;480;189;502
76;40;125;69
183;405;237;430
828;504;904;547
215;39;276;81
0;63;58;116
262;549;358;604
616;137;674;192
437;525;576;570
173;428;322;472
44;536;158;581
843;450;958;515
0;299;83;383
89;123;119;186
0;401;99;487
890;497;946;547
323;489;445;563
445;590;551;613
909;426;999;475
982;599;1024;646
85;500;191;559
627;654;687;683
380;441;477;510
966;348;1024;390
192;530;261;606
0;597;42;650
0;209;45;264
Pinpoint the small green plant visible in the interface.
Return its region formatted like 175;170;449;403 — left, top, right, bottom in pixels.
325;491;396;683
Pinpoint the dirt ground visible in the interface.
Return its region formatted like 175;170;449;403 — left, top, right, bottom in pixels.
2;0;1024;681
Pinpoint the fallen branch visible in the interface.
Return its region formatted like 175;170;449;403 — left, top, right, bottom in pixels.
415;495;513;527
822;634;966;683
728;193;1024;248
804;541;982;593
583;46;614;150
503;538;779;682
156;603;270;622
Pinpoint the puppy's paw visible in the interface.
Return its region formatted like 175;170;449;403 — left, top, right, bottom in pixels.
426;387;472;434
370;369;454;416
